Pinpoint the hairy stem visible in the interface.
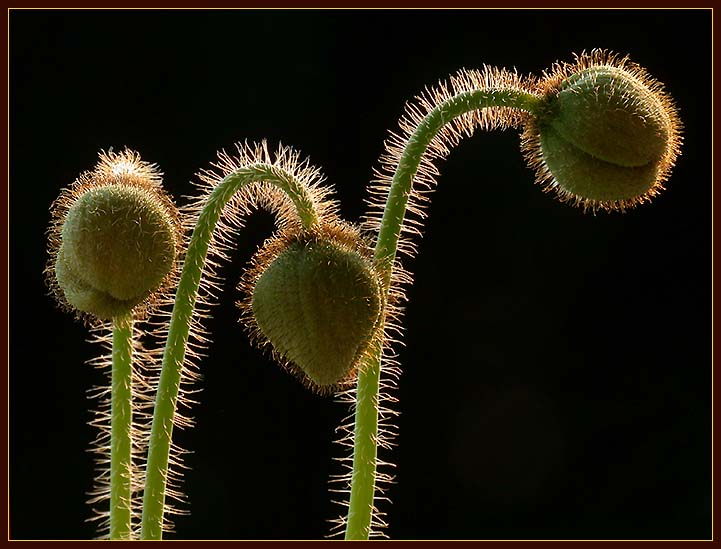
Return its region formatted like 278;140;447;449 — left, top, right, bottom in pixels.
344;88;542;540
140;163;319;540
110;314;134;540
344;337;382;541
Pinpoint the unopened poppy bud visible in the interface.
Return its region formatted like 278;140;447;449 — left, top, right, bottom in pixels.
47;149;181;321
240;222;384;392
523;50;682;211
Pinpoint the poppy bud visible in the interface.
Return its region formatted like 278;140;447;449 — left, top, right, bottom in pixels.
240;223;384;392
47;149;181;321
523;50;682;211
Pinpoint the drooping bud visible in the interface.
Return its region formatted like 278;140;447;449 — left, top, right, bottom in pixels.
239;222;384;393
47;149;182;321
522;50;682;211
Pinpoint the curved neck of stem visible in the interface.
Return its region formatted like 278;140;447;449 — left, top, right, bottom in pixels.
374;88;542;282
140;164;319;540
345;88;542;541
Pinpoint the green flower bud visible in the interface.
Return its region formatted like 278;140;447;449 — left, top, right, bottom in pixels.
240;223;384;393
47;149;181;321
54;245;138;320
523;50;682;211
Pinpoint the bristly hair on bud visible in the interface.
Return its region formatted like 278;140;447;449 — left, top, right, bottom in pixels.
520;49;683;213
45;148;183;324
237;221;385;395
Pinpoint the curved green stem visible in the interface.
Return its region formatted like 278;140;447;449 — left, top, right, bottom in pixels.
140;163;319;540
344;88;543;540
374;89;543;277
110;313;134;540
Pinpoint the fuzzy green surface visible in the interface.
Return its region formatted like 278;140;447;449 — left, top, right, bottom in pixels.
545;67;669;169
252;240;382;388
55;246;138;319
540;125;660;201
60;185;176;308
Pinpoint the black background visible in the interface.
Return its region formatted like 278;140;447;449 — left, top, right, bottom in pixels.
9;8;711;541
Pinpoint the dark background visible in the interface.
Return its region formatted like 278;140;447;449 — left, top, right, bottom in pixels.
9;8;711;541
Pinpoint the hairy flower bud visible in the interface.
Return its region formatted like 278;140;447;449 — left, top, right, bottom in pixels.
47;149;182;321
239;222;384;393
522;50;682;211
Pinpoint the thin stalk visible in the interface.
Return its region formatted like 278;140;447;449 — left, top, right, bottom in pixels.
140;164;319;540
110;313;134;540
344;88;543;540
